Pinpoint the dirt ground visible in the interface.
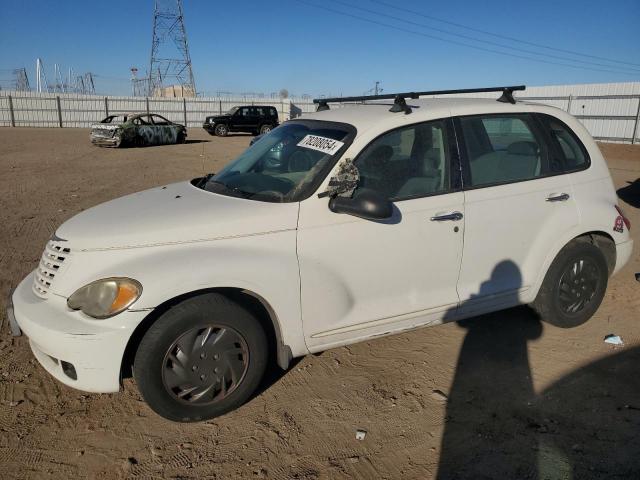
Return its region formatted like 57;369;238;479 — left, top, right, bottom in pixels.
0;128;639;480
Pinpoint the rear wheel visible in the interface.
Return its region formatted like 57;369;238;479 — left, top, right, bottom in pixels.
214;124;229;137
134;293;268;422
532;239;608;328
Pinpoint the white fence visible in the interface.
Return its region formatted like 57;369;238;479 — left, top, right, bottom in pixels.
1;82;639;143
0;91;316;129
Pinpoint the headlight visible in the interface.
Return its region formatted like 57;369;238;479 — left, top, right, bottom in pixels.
209;118;216;124
67;277;142;319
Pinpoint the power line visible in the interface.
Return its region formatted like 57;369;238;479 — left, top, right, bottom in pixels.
330;0;640;74
369;0;640;69
295;0;640;77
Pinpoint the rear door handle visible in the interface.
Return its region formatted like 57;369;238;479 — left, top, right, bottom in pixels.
431;211;463;222
546;193;570;202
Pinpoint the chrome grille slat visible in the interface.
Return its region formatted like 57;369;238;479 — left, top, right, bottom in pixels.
32;240;71;298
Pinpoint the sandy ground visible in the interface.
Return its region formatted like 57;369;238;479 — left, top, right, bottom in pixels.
0;128;639;479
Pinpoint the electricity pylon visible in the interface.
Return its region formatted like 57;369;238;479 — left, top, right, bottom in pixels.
148;0;196;97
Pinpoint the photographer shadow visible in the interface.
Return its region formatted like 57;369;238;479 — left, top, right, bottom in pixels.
437;260;543;479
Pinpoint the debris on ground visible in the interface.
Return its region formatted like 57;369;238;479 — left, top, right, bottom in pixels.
604;334;624;346
355;429;367;440
431;389;449;402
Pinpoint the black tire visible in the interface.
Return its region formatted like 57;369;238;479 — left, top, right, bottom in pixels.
214;124;229;137
259;124;273;135
134;293;268;422
532;238;609;328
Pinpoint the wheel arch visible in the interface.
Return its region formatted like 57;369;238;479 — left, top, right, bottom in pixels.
120;287;292;383
530;229;616;303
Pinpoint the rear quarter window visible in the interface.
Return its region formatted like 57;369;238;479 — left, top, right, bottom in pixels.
537;114;590;172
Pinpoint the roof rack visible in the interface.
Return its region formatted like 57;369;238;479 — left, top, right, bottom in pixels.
313;85;526;114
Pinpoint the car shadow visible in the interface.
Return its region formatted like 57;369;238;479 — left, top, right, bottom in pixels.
436;260;640;478
184;139;210;144
617;178;640;208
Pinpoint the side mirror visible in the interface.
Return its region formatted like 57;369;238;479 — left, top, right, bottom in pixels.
329;190;393;221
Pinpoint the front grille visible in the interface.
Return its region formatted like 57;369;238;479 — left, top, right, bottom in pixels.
32;241;71;298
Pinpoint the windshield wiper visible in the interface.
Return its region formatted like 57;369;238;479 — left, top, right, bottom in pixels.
206;179;254;199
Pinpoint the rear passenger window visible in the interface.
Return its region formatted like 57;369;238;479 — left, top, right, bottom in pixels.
542;116;589;171
459;115;548;187
354;120;450;201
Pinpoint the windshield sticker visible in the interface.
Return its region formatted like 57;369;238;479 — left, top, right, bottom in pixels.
297;135;344;155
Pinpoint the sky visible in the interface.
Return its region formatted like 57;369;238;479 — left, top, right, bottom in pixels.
1;0;639;97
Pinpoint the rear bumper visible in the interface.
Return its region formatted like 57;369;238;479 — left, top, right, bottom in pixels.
10;272;149;393
614;239;633;276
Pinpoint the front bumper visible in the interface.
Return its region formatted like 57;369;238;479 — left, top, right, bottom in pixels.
9;272;149;393
202;124;215;134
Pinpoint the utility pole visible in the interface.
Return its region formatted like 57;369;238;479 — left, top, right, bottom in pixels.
36;58;49;93
148;0;196;97
374;81;381;96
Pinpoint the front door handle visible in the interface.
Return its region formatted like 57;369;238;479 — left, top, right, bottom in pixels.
546;193;570;202
431;211;463;222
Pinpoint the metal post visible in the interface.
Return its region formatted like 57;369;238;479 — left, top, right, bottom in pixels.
146;97;150;115
219;99;222;115
632;96;640;145
104;97;109;117
8;95;15;127
183;97;187;126
566;95;573;114
56;96;63;127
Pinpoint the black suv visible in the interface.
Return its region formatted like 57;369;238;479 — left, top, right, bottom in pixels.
203;105;279;137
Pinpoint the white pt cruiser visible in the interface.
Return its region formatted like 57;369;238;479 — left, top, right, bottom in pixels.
8;87;633;422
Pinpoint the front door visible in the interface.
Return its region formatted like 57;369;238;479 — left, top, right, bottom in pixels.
298;118;465;351
231;107;251;131
454;113;579;315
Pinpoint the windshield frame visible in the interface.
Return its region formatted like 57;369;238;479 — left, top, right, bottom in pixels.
203;119;357;203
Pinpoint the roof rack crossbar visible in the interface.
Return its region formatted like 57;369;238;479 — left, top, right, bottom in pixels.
313;85;526;112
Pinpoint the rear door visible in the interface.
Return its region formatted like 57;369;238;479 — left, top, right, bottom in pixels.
454;113;578;315
150;115;178;144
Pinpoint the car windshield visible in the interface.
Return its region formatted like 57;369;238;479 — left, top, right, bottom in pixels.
227;107;239;115
199;120;355;202
102;115;128;124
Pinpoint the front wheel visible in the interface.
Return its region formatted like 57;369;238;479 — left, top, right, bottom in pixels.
532;239;609;328
259;124;273;135
214;124;229;137
134;293;268;422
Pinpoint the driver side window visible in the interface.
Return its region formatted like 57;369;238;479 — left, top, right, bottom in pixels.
355;120;451;201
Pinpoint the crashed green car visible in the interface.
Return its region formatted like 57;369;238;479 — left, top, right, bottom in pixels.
90;113;187;147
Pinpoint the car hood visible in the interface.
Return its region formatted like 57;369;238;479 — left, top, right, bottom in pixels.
207;115;230;122
56;181;299;251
